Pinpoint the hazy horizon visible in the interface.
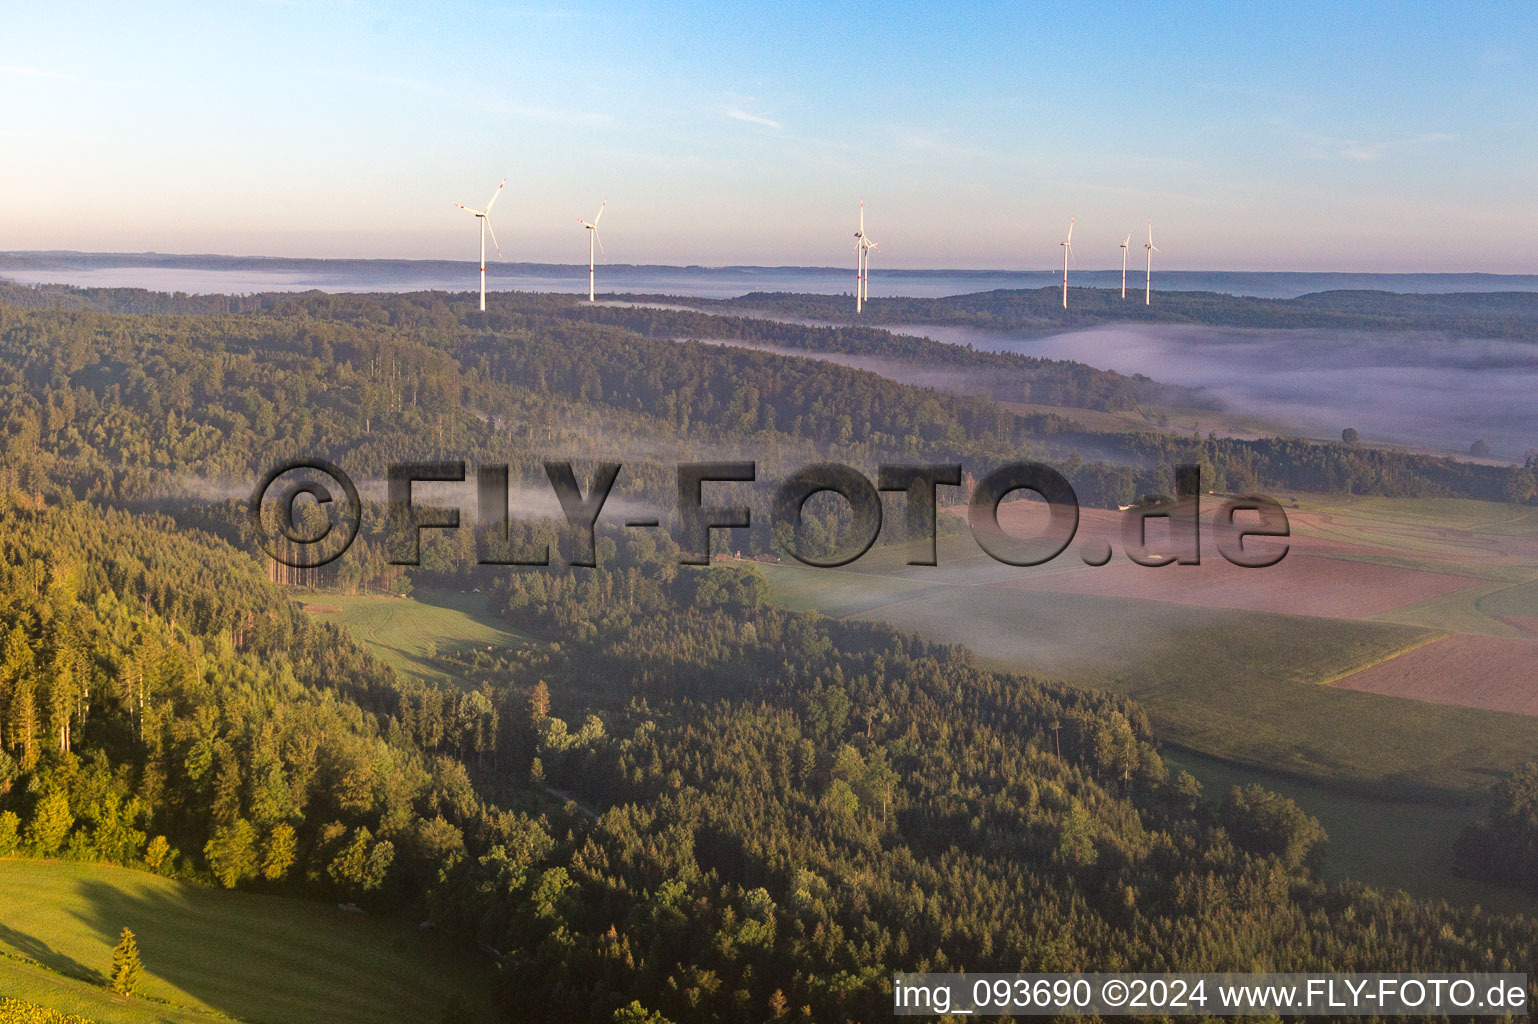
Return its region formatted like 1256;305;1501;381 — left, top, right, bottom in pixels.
9;251;1538;302
9;248;1538;279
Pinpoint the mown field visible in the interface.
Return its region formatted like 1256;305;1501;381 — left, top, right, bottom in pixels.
0;859;494;1024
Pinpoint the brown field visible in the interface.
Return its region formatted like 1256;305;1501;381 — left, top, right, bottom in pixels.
1332;634;1538;715
978;496;1538;719
988;503;1488;619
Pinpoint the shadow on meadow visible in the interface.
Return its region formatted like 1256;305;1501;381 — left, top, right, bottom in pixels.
0;919;101;984
59;875;485;1024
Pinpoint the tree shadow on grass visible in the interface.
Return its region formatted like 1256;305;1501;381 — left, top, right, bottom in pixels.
63;876;490;1024
0;920;102;983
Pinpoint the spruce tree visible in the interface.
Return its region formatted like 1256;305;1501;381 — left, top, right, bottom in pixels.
109;927;143;996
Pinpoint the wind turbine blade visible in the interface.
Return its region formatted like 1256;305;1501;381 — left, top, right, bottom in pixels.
456;204;484;216
1068;244;1076;268
859;200;865;235
484;177;507;214
1066;218;1074;243
594;229;606;259
485;218;502;258
593;200;606;226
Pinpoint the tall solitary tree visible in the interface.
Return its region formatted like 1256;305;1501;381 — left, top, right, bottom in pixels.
529;680;550;724
109;927;143;996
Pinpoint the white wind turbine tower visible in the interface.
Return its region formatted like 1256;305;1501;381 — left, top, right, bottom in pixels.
1144;219;1160;306
1059;218;1075;309
578;200;607;302
853;201;879;313
1120;232;1132;299
455;177;506;312
862;230;879;309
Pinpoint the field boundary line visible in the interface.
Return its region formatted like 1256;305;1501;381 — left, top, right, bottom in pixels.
1316;631;1449;688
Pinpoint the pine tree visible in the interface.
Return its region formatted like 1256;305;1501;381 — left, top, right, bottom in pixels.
109;927;143;996
7;679;37;771
45;650;75;754
529;680;550;723
24;789;72;855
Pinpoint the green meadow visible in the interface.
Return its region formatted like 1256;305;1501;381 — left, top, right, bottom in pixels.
0;859;494;1024
301;588;532;689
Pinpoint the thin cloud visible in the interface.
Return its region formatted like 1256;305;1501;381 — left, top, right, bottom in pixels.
728;108;783;131
1286;125;1457;163
1337;133;1456;162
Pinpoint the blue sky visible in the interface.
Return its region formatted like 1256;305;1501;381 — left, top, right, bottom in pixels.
2;1;1535;270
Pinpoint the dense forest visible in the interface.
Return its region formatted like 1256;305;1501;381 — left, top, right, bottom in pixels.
691;285;1538;339
1;284;1537;1022
0;287;1530;522
5;499;1538;1023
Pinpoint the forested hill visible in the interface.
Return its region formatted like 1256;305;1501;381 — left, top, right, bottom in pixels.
11;277;1538;338
685;286;1538;338
1;285;1537;1020
0;281;1182;412
5;498;1538;1022
0;290;1530;517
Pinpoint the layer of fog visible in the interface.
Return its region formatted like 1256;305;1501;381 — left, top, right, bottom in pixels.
164;476;665;523
904;323;1538;461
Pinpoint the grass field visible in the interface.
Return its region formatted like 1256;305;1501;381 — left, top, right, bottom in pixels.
300;588;532;689
1161;749;1538;910
0;859;494;1024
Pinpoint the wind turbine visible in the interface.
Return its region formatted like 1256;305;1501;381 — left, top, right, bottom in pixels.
455;177;506;312
861;226;878;309
853;201;878;313
1144;219;1160;306
1120;232;1132;299
578;200;607;302
1059;218;1075;309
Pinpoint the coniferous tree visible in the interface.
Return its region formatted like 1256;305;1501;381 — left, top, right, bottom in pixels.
109;927;143;996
